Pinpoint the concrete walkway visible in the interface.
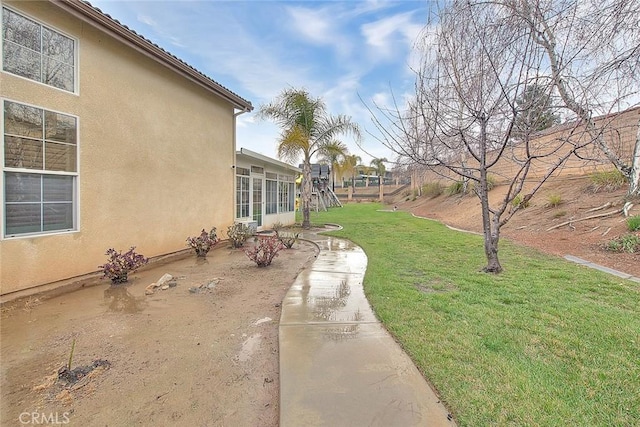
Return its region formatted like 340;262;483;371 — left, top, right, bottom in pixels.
279;228;455;426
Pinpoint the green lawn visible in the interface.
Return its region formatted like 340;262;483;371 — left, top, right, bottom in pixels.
305;203;639;426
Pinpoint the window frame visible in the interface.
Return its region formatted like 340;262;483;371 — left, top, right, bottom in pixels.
1;6;78;94
2;98;79;239
235;175;250;219
265;178;278;215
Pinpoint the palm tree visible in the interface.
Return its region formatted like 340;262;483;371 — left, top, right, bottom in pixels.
340;154;361;189
258;89;361;229
318;140;348;191
370;157;388;186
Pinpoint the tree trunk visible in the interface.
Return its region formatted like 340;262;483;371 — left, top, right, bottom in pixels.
627;121;640;199
478;115;503;273
302;160;312;229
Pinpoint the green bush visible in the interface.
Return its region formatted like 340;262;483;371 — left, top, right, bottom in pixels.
605;233;640;253
626;215;640;232
446;181;464;196
512;193;530;209
588;170;627;192
422;182;444;198
547;194;562;208
486;174;497;191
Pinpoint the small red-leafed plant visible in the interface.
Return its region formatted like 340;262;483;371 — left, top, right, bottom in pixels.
99;247;148;284
187;227;219;257
244;236;284;267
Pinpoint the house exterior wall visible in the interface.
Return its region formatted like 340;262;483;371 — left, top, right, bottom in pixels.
0;1;239;295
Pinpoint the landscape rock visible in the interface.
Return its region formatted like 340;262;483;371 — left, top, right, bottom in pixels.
156;273;173;287
161;285;170;290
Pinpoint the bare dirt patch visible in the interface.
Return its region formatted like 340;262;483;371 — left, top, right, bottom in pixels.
1;240;318;427
400;175;640;277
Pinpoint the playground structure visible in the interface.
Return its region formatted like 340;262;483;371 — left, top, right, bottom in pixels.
297;164;343;212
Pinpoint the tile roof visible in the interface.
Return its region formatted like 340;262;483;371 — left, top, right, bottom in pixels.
52;0;253;111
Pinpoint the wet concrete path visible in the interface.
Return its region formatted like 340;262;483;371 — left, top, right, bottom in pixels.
279;228;455;426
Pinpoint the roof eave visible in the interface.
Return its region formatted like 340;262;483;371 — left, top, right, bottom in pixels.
51;0;253;112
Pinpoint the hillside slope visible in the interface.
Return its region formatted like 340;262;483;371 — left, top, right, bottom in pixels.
396;176;640;278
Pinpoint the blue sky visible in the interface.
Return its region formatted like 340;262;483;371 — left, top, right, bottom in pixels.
90;0;433;166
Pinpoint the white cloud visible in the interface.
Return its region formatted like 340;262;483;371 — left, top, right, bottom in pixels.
285;5;353;58
361;11;423;61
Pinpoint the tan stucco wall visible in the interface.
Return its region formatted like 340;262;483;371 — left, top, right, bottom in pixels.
1;1;238;295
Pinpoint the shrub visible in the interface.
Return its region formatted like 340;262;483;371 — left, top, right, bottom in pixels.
227;222;253;248
186;227;218;257
277;231;300;249
245;236;284;267
98;247;148;284
422;182;444;198
553;210;567;218
446;181;464;196
626;215;640;232
605;233;640;253
271;221;284;233
512;193;531;209
486;174;497;191
547;194;563;207
588;170;627;193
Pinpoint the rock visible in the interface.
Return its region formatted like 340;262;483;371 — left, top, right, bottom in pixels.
145;289;154;295
188;287;199;294
145;283;158;295
168;280;177;288
156;273;173;287
206;280;218;289
254;317;272;326
161;285;170;290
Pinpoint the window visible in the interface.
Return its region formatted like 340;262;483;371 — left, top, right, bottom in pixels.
266;179;277;215
236;175;249;218
2;7;76;92
3;100;78;236
278;182;290;213
288;182;295;211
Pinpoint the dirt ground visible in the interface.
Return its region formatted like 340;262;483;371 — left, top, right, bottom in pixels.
399;175;640;278
0;239;318;427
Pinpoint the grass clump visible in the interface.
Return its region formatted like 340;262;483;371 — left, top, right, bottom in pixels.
626;215;640;232
511;193;530;209
588;169;627;193
605;233;640;253
309;203;639;426
547;193;562;207
421;182;444;198
446;181;464;196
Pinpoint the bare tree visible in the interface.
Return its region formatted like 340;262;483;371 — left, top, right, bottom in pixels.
499;0;640;200
366;1;608;273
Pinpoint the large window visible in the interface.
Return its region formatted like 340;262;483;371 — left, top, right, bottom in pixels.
3;100;78;237
278;175;295;213
279;182;292;213
266;179;278;215
235;167;250;219
2;7;76;92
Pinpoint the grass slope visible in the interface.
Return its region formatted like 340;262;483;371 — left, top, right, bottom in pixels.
309;203;639;426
